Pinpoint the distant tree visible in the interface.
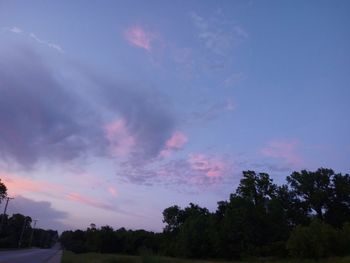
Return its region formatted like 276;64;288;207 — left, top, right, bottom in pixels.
32;229;58;248
217;195;257;258
86;225;100;252
89;223;96;230
99;225;117;253
162;205;184;233
0;214;32;248
175;204;218;258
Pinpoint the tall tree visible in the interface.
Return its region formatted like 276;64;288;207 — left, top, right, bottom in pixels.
287;168;333;220
287;168;350;225
325;173;350;227
236;171;277;208
162;205;184;233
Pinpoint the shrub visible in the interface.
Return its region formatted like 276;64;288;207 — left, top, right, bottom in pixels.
287;219;338;259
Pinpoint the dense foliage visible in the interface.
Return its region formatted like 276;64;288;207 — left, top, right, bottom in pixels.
0;181;59;249
61;168;350;259
60;225;161;254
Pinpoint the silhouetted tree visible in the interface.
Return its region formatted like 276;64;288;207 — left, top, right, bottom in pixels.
287;168;350;226
0;179;7;202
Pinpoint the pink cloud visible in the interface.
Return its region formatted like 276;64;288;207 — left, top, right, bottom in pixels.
0;172;63;197
67;192;114;210
124;26;156;51
108;186;118;197
261;139;302;166
104;118;135;157
166;131;188;149
160;131;188;157
188;154;226;178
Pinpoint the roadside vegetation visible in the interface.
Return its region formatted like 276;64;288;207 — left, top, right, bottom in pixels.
60;168;350;261
0;179;58;249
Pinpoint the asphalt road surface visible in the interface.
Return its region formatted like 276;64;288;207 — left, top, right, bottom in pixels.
0;245;61;263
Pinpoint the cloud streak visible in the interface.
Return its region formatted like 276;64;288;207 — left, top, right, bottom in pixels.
3;25;64;53
67;192;115;210
29;33;64;53
1;172;63;197
4;26;23;34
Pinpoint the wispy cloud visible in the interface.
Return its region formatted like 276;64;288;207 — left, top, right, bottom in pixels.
261;139;303;167
4;26;23;34
118;152;235;187
191;99;235;123
124;26;157;52
188;153;227;178
190;12;247;55
3;25;63;53
223;72;245;88
29;33;64;53
67;192;115;210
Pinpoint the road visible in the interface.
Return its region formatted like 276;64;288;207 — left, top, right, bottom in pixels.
0;244;62;263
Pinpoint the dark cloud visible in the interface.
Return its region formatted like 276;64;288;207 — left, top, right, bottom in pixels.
7;195;69;232
0;44;104;166
0;41;175;167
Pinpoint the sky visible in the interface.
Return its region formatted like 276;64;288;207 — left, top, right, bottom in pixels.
0;0;349;233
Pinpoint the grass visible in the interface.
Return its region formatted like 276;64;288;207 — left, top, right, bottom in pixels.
61;251;350;263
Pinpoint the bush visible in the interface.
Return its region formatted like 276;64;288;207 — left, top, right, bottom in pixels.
287;219;338;259
69;241;87;254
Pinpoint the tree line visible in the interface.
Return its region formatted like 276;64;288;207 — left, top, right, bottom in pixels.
60;168;350;259
0;180;59;249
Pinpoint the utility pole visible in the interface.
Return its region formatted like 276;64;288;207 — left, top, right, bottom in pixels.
0;197;14;232
18;217;28;248
29;219;38;247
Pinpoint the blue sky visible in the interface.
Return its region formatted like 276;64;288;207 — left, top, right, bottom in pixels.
0;0;349;232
